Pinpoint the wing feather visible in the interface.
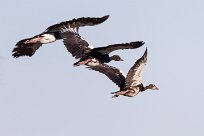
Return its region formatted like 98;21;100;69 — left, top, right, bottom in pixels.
93;41;144;55
45;15;109;32
87;64;126;89
60;31;92;59
125;48;147;88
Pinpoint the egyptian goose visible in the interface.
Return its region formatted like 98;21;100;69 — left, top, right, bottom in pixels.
87;48;159;98
12;15;109;58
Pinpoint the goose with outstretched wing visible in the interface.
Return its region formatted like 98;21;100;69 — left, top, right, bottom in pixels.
12;15;109;58
87;48;159;98
60;29;144;66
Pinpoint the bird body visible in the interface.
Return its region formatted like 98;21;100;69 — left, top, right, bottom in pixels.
65;41;145;66
87;48;159;98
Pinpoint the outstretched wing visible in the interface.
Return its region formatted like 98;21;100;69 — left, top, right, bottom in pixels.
92;41;144;55
60;30;93;59
125;48;147;88
57;15;110;59
45;15;109;32
87;63;126;89
12;36;42;58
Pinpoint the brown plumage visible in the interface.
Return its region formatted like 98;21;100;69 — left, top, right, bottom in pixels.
87;48;159;98
12;15;109;58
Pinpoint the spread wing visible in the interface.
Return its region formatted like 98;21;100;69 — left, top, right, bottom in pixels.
58;15;109;59
12;36;42;58
45;15;109;32
87;63;126;89
125;48;147;88
60;30;92;59
92;41;144;55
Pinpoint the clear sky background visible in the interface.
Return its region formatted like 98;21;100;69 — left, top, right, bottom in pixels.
1;0;204;136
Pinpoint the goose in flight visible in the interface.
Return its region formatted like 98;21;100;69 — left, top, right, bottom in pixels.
60;29;144;66
87;48;159;98
12;15;109;58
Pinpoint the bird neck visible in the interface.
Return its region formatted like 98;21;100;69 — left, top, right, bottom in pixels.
144;84;152;91
135;84;145;92
53;32;62;40
109;55;117;61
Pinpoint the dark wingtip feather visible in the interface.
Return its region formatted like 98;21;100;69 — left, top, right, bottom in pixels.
12;46;33;58
93;15;110;25
12;40;36;58
144;47;147;55
130;41;145;48
102;15;110;21
142;47;148;61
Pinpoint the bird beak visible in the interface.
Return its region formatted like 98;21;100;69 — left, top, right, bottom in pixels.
155;87;159;90
120;58;124;61
24;36;43;44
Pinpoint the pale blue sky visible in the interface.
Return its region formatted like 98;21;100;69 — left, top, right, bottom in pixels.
1;0;204;136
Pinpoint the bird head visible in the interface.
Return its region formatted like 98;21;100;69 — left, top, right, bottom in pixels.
148;84;159;90
110;55;123;61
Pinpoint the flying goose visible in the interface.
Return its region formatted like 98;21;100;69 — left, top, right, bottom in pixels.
60;29;144;66
87;48;159;98
12;15;109;58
